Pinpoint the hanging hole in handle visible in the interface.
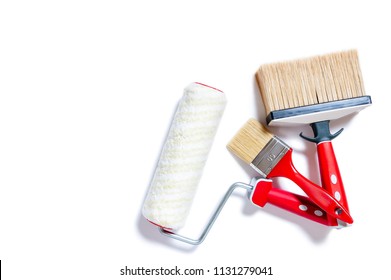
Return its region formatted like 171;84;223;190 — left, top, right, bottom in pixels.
335;208;343;215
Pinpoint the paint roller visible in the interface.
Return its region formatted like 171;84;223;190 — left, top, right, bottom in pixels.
142;82;227;232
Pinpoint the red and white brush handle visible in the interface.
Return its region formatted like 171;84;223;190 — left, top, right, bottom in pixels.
317;141;350;226
250;179;329;225
267;149;353;224
299;120;351;226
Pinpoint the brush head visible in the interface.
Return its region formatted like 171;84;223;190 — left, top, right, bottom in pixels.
256;50;371;126
227;118;274;164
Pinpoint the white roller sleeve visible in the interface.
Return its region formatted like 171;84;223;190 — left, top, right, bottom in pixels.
142;82;227;230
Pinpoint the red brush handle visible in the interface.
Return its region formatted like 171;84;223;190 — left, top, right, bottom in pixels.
250;179;328;225
267;188;329;225
268;149;353;224
317;141;349;225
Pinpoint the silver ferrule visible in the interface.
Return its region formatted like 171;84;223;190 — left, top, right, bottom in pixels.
250;136;290;177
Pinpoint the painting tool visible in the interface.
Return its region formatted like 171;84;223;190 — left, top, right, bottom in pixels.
226;118;353;224
256;50;371;226
142;82;227;230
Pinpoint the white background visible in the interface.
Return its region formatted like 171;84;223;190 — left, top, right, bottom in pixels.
0;1;390;279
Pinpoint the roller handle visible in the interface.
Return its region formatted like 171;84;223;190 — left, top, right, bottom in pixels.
268;149;353;224
251;179;329;225
268;188;329;225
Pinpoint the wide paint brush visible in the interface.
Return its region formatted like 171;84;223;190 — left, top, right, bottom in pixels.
256;50;371;226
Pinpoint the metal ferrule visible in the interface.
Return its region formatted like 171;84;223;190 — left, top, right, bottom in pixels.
250;136;290;177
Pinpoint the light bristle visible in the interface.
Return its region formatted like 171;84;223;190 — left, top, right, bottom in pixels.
256;50;366;115
227;119;274;164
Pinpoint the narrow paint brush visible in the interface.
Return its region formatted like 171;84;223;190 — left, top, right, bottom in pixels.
227;118;353;224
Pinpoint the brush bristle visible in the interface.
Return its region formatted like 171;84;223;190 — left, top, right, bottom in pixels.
256;50;366;116
227;118;274;164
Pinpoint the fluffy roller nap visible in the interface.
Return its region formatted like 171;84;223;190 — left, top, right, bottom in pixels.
142;83;227;230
